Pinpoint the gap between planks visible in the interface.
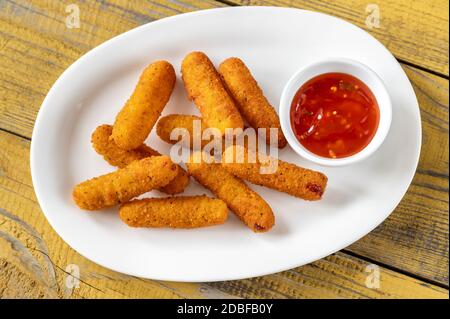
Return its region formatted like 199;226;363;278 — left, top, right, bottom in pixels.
342;250;448;289
0;126;447;289
214;0;449;80
396;59;449;80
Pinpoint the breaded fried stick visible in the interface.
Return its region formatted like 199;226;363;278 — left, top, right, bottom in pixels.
156;114;209;148
156;114;252;153
73;156;178;210
92;124;189;195
186;152;274;233
119;196;228;228
181;52;244;135
219;57;287;148
112;60;176;150
222;145;327;201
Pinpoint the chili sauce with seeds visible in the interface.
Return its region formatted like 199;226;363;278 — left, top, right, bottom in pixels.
290;73;380;158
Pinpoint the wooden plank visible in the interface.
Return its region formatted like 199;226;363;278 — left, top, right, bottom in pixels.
0;0;448;294
0;130;447;298
0;0;225;137
225;0;449;75
346;66;449;285
0;0;448;136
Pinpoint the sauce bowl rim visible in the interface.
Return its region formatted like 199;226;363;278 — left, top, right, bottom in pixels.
279;57;392;167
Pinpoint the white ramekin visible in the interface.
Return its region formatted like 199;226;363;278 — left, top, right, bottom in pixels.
279;58;392;167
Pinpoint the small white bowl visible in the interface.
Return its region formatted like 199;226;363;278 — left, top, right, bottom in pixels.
279;58;392;167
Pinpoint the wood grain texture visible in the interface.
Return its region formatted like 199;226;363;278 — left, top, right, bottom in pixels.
0;130;447;298
0;0;225;138
346;66;449;285
225;0;449;76
0;0;448;298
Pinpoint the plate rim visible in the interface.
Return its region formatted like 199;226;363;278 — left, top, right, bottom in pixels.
30;6;422;282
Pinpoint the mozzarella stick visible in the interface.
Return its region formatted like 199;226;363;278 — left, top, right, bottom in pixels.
156;114;254;154
119;196;228;228
222;145;327;200
186;152;274;232
112;60;176;150
156;114;209;148
181;52;244;135
91;124;189;194
156;114;226;152
93;124;160;167
219;57;287;148
73;156;178;210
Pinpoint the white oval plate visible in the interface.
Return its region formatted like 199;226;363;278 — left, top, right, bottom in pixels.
31;7;421;282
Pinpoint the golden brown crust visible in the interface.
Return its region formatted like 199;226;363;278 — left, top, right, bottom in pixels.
119;196;228;228
156;114;256;156
156;114;207;148
158;169;189;195
186;152;274;232
156;114;226;153
219;57;287;148
91;124;189;195
92;124;159;167
72;156;178;210
112;60;176;150
221;145;328;200
181;52;244;135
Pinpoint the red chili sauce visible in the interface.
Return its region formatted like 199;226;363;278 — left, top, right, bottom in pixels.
290;73;379;158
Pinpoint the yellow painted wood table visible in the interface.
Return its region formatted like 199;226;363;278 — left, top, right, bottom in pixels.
0;0;448;298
